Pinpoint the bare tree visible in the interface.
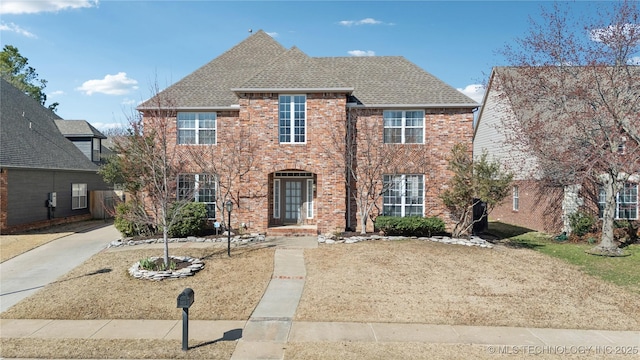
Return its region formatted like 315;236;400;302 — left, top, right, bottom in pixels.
109;83;193;266
498;0;640;255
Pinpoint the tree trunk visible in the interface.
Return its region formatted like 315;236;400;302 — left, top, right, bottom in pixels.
590;177;623;256
163;225;169;267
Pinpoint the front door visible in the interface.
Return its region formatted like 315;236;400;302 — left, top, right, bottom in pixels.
284;180;303;224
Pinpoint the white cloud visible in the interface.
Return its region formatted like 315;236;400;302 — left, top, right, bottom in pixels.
121;98;137;106
348;50;375;57
457;84;485;103
0;22;36;38
266;32;278;38
0;0;98;14
589;23;640;43
76;72;138;95
339;18;385;27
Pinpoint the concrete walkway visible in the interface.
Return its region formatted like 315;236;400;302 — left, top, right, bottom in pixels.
1;232;639;359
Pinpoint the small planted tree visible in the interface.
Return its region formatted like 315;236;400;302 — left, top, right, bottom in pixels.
440;143;513;238
101;82;194;267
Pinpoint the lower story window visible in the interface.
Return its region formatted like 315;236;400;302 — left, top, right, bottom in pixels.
383;174;424;217
598;183;638;220
177;174;217;219
72;183;87;209
512;186;519;211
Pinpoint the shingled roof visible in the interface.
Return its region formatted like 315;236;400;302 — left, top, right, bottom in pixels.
139;30;477;110
54;120;106;139
0;79;99;171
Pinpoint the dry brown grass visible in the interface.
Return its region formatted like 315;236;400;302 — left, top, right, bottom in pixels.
0;338;235;359
296;240;640;330
1;245;274;320
283;342;633;360
0;220;108;262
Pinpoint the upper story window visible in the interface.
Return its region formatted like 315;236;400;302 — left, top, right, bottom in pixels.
598;183;638;220
92;138;101;162
383;110;424;144
279;95;306;143
177;112;216;145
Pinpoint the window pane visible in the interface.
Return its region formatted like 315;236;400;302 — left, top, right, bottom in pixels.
384;128;402;143
383;111;402;127
178;130;196;144
405;111;424;126
405;128;423;143
199;130;216;144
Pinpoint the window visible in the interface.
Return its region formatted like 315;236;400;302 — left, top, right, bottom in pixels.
306;179;314;219
383;110;424;144
72;183;87;209
279;95;306;143
273;179;280;219
383;175;424;216
92;138;101;162
177;112;216;144
177;174;217;219
512;186;519;211
598;183;638;220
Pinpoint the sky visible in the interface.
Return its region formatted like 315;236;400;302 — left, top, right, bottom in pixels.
0;0;622;131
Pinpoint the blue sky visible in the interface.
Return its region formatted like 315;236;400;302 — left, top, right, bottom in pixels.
0;0;617;131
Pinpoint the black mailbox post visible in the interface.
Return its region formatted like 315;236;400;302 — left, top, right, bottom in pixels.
177;288;194;351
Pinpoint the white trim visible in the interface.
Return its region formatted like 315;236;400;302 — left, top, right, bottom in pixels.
348;103;478;109
232;87;353;93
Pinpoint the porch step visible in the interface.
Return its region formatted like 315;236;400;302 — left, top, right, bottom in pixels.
266;225;318;237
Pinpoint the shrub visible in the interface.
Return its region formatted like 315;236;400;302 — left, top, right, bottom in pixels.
114;202;155;237
168;202;208;238
375;216;445;237
568;211;596;237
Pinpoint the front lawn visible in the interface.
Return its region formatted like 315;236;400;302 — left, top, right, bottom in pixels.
488;222;640;294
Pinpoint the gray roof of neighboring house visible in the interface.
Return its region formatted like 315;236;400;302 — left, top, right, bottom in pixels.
0;79;99;171
139;30;477;110
54;120;106;139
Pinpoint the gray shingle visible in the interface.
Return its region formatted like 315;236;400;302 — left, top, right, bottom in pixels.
54;120;106;139
139;30;477;109
0;79;99;171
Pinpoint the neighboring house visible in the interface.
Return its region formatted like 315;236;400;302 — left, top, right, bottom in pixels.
0;79;111;233
138;30;478;235
54;120;107;163
474;67;639;234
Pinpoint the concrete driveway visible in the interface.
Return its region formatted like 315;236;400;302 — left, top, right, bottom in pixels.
0;223;121;313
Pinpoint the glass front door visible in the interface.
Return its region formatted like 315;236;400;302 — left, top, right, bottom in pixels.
284;180;302;224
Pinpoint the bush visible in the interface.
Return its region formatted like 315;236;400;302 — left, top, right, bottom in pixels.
568;211;596;237
375;216;445;237
168;202;208;238
114;202;155;237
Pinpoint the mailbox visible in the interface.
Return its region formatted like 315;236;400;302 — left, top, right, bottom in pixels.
177;288;194;308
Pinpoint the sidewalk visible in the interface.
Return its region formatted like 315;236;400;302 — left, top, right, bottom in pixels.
1;234;638;360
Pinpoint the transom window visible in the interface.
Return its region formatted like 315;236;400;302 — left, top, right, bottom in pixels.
383;110;424;144
383;175;424;217
177;112;216;145
279;95;306;143
72;183;87;210
598;183;638;220
177;174;217;219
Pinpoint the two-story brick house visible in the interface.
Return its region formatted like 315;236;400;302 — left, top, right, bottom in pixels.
138;30;477;235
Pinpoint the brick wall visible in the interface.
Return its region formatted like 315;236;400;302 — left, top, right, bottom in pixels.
489;180;564;233
142;98;473;235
